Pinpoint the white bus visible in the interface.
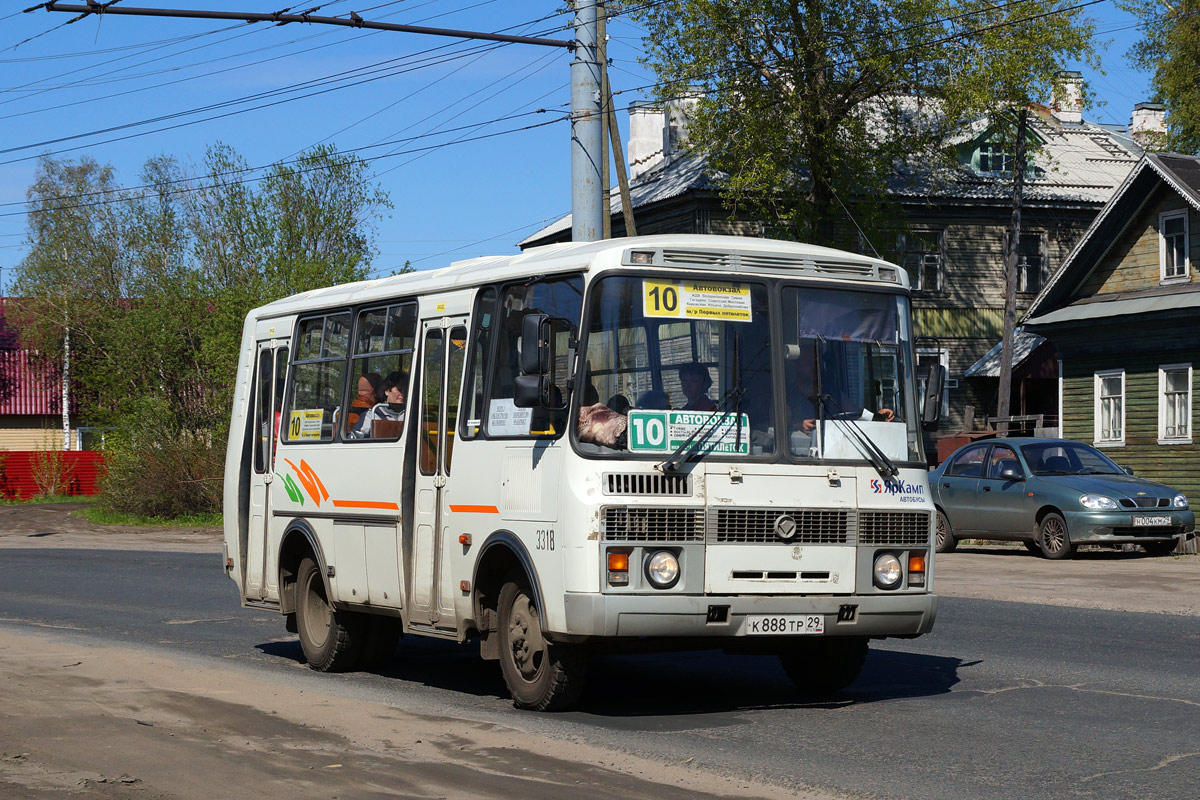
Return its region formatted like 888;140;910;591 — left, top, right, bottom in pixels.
223;234;945;710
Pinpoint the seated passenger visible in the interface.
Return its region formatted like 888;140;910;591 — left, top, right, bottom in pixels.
637;389;670;410
353;372;406;438
347;373;382;430
678;363;716;411
607;394;630;415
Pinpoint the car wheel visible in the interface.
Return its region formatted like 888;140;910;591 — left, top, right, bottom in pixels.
779;637;869;694
295;557;364;672
1142;540;1178;557
1036;513;1074;560
935;509;957;553
497;572;587;711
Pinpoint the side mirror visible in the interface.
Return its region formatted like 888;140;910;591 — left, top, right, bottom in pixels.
520;313;550;376
513;313;571;411
1124;466;1134;476
921;363;946;431
999;467;1023;481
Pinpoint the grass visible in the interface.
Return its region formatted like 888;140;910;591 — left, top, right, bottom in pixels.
0;493;86;505
75;505;222;528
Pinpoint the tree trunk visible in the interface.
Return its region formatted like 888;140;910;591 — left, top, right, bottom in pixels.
996;106;1028;434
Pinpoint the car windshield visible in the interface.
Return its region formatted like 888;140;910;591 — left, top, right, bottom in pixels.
1021;442;1124;476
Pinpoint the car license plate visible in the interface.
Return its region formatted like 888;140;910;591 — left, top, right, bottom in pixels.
745;614;824;635
1132;515;1170;526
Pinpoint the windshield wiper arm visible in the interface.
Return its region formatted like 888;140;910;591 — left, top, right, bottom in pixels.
659;385;746;473
819;396;898;480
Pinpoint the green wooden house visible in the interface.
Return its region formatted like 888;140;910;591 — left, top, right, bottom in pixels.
1024;153;1200;551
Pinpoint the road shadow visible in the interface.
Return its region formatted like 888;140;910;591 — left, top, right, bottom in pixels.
953;544;1171;560
256;637;962;719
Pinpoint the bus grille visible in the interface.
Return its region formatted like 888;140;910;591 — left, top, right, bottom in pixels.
602;472;692;496
602;507;705;542
709;508;851;544
858;511;931;546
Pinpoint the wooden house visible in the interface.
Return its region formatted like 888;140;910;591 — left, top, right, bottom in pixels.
1024;153;1200;514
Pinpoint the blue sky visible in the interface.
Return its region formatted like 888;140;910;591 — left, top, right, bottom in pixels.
0;1;1155;290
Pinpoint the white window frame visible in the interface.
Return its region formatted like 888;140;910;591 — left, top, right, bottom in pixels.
1016;230;1047;294
916;347;950;420
900;229;944;294
1158;363;1192;445
1094;369;1125;447
1159;210;1190;284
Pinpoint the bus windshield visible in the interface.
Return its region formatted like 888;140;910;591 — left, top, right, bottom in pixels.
574;274;921;464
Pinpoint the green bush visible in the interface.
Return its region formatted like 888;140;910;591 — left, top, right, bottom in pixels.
97;415;224;518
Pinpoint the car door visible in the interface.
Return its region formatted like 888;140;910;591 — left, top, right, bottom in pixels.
936;443;988;533
977;443;1034;539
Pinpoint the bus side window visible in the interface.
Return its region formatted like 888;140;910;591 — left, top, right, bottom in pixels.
283;312;351;443
344;301;416;440
460;287;497;440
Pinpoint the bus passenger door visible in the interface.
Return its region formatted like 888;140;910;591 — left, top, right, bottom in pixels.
409;317;467;628
247;340;288;600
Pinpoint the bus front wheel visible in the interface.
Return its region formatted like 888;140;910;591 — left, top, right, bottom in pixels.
779;637;868;694
496;574;586;711
295;557;364;672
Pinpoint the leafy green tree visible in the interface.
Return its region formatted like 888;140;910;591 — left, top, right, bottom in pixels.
13;144;393;515
1118;0;1200;153
637;0;957;248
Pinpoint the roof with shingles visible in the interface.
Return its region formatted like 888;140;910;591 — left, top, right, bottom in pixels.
521;106;1144;247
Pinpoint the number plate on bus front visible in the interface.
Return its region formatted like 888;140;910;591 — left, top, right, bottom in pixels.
745;614;824;635
1132;515;1170;526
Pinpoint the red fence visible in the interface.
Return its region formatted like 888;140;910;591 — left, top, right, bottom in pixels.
0;451;106;499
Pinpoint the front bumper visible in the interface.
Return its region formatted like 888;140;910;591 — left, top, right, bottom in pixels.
1063;509;1195;545
558;591;937;640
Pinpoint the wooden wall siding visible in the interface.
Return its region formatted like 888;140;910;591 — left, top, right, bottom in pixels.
1061;349;1200;503
1077;187;1198;298
914;307;1004;338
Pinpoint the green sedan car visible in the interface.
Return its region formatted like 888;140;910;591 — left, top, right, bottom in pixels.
931;438;1195;559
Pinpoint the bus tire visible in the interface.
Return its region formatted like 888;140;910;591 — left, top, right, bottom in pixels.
497;573;586;711
779;637;868;694
295;557;364;672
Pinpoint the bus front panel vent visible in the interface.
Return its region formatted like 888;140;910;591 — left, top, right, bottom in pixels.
602;506;705;542
709;508;853;545
858;511;931;546
603;472;692;497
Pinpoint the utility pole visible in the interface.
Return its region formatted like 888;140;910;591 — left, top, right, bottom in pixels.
32;2;606;243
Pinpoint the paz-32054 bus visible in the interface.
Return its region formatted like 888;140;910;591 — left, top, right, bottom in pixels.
223;234;945;710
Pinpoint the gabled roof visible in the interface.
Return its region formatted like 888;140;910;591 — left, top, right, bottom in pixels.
520;107;1143;248
1024;152;1200;322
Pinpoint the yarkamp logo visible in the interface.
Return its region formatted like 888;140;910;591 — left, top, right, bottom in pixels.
870;479;926;496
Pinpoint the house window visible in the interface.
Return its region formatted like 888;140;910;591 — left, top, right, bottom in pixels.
1094;370;1125;446
916;348;950;420
901;230;943;293
978;141;1012;175
1159;364;1192;444
1017;231;1046;294
1160;211;1189;283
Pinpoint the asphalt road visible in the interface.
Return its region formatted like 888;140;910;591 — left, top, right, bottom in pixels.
2;548;1197;800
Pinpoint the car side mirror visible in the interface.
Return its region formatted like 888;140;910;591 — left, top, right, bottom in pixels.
999;467;1023;481
1124;466;1134;476
921;364;946;431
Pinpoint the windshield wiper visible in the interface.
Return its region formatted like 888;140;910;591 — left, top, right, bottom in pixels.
659;385;746;473
819;395;899;480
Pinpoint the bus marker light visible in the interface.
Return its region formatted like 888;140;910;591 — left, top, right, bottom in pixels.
909;554;926;573
459;534;472;546
460;580;470;593
607;550;630;586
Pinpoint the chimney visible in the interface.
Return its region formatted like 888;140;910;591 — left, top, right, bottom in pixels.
1129;102;1166;148
627;101;665;180
664;93;700;162
1050;70;1083;124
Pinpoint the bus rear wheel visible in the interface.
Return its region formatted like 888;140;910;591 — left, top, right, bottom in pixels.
295;557;363;672
496;574;586;711
779;637;869;694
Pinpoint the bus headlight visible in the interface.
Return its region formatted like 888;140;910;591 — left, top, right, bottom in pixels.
873;553;903;589
645;550;680;589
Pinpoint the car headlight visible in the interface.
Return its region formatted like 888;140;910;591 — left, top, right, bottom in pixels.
1079;494;1118;510
1174;494;1189;509
873;553;902;589
644;550;680;589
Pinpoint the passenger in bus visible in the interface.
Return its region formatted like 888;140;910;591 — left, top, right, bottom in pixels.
678;363;716;411
347;372;383;430
607;394;630;414
637;389;670;410
353;371;406;438
788;341;894;435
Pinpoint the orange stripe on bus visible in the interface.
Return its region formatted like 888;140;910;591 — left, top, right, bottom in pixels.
331;500;400;511
449;505;499;514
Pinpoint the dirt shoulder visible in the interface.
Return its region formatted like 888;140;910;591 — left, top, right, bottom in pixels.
1;502;1197;616
0;627;806;800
